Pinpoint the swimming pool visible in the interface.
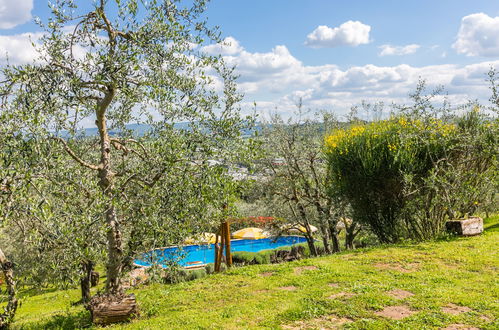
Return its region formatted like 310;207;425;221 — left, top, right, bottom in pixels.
134;236;307;268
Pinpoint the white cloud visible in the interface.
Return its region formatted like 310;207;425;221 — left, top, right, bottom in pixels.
453;13;499;57
225;45;301;80
0;29;97;65
305;21;371;48
201;36;243;56
378;44;420;56
0;0;33;29
213;38;498;118
0;32;42;64
2;31;496;121
209;43;313;96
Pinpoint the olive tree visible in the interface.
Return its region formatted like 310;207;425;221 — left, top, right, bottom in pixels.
0;0;247;298
0;118;32;326
3;140;106;303
259;107;348;254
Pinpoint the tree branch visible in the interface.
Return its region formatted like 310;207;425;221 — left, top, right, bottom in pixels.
53;137;101;171
110;138;149;161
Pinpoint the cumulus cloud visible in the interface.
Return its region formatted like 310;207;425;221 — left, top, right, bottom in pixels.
201;38;309;94
305;21;371;48
2;30;495;120
0;28;98;65
0;32;42;64
211;38;497;118
378;44;420;56
225;45;301;82
201;41;307;95
453;13;499;57
201;36;243;56
0;0;33;29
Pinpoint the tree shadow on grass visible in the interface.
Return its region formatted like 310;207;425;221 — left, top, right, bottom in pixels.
20;311;92;330
17;287;60;299
484;222;499;232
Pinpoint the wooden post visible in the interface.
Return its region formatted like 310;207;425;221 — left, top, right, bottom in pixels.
219;224;225;267
224;221;232;267
215;203;231;271
215;224;226;272
214;227;221;272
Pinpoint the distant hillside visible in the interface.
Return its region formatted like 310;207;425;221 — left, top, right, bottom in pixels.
74;122;188;137
72;122;261;138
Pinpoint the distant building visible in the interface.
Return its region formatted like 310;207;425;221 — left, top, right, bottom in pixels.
271;157;286;166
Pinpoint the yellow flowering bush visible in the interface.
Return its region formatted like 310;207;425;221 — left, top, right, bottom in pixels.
324;116;458;243
325;117;455;154
325;111;497;243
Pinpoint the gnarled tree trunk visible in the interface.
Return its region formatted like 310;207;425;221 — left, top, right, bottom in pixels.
296;202;318;257
103;205;123;294
96;88;124;295
345;221;361;250
304;233;317;256
0;248;18;328
80;260;95;304
87;88;137;325
328;219;341;253
319;223;331;254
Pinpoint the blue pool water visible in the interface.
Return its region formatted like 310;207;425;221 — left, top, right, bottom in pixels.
134;236;307;267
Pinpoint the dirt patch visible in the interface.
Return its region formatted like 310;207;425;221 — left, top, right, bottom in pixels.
441;324;479;330
480;315;491;322
387;289;415;299
282;315;353;329
125;267;148;287
328;283;340;288
340;255;360;261
253;289;269;294
328;292;356;299
129;267;147;278
375;305;415;320
441;303;472;315
294;265;318;275
279;286;297;291
259;272;274;277
374;262;419;273
442;263;459;270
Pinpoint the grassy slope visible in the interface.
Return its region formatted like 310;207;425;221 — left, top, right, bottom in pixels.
12;216;499;329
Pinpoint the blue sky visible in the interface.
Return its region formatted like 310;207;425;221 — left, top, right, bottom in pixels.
207;0;499;68
1;0;499;119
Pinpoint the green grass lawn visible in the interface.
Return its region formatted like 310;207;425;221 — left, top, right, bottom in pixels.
11;216;499;329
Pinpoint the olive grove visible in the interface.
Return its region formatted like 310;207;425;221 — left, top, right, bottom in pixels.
0;0;250;314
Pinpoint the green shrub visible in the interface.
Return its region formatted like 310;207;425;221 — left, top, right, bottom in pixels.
428;110;498;218
325;112;498;242
185;268;208;281
255;250;273;264
163;267;208;283
205;263;215;274
291;242;324;257
232;251;265;265
231;241;324;265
